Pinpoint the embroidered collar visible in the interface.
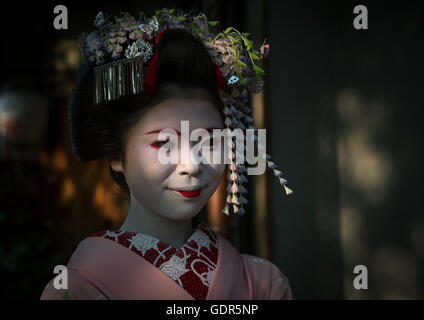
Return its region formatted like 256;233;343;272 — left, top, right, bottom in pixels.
89;223;219;300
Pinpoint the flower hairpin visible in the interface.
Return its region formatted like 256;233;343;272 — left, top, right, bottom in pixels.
139;16;160;39
125;40;153;61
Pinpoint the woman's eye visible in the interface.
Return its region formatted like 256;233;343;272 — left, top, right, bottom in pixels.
151;140;170;149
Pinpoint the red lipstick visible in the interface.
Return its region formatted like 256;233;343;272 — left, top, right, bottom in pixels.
176;189;201;198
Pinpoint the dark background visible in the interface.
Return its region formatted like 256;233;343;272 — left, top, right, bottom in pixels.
0;0;423;299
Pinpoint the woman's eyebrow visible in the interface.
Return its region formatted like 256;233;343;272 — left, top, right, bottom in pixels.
144;129;181;135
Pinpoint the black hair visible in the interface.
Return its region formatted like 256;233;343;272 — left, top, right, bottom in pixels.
69;28;224;199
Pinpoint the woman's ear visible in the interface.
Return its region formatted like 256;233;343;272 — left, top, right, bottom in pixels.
110;159;124;173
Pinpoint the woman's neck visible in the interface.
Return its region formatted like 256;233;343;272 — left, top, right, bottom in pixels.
119;193;194;249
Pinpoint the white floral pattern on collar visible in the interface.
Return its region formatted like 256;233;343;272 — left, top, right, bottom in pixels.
89;223;219;300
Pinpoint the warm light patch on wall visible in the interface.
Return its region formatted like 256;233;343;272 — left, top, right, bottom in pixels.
52;39;81;73
337;89;393;205
94;181;123;224
93;166;126;225
52;147;68;173
252;92;265;129
336;88;396;298
59;174;75;206
207;175;229;238
252;90;269;259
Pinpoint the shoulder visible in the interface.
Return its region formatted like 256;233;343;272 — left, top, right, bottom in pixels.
40;237;111;300
240;254;293;300
40;267;108;300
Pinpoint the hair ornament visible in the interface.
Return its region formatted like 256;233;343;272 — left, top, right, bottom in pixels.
139;16;159;39
124;40;153;60
227;75;240;86
78;8;293;216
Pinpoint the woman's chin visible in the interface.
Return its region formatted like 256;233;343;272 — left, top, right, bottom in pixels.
157;205;202;221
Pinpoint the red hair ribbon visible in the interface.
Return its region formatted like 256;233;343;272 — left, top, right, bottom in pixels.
142;30;165;93
142;30;228;93
214;63;228;91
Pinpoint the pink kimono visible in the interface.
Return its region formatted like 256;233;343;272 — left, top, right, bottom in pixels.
40;223;292;300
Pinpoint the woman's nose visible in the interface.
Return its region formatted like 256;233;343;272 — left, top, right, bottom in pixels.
176;161;201;176
176;144;202;176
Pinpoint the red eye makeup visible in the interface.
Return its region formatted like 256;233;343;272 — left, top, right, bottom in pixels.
151;140;169;149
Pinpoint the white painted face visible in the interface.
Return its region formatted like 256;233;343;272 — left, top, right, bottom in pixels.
111;97;226;221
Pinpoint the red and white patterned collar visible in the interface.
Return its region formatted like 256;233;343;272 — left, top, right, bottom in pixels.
89;223;219;300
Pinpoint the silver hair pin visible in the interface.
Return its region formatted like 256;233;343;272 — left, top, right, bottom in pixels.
93;56;146;104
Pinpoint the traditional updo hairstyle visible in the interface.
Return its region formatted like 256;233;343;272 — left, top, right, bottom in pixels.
69;28;225;200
